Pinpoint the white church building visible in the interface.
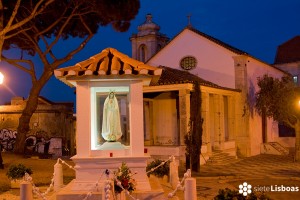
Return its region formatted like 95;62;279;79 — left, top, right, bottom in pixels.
130;14;292;165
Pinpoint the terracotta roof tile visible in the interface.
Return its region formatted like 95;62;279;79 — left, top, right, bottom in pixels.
274;35;300;64
151;66;240;92
55;48;162;86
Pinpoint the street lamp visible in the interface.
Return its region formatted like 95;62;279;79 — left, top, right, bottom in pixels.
0;72;4;84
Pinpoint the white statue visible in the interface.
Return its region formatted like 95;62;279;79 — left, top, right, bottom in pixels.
101;92;122;142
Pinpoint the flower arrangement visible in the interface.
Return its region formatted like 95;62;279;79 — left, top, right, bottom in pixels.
113;162;137;194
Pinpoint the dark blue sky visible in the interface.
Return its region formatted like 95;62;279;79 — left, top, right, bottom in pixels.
1;0;300;105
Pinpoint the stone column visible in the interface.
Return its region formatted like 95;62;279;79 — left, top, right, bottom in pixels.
233;55;251;156
178;89;190;146
227;95;235;141
201;92;211;153
214;94;224;150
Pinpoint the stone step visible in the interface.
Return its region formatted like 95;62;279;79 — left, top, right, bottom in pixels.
210;152;229;158
268;142;289;155
206;158;238;165
205;150;238;165
207;156;237;163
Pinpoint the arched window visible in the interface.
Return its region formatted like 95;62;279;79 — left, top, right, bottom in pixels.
139;44;147;62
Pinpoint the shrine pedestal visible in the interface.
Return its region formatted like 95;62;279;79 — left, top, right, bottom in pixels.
56;156;165;200
71;156;151;191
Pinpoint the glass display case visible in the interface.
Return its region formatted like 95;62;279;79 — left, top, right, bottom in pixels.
91;87;130;150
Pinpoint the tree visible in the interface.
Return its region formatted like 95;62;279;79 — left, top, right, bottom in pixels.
255;74;300;161
1;0;140;153
185;81;203;172
0;0;55;60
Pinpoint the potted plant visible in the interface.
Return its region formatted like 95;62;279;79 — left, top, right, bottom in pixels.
146;159;170;182
6;164;33;188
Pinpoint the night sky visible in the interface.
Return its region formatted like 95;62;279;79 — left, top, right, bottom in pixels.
0;0;300;106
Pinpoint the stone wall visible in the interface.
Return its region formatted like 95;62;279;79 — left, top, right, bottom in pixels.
0;97;76;157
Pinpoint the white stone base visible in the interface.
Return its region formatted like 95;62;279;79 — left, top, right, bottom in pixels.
71;155;152;191
56;177;165;200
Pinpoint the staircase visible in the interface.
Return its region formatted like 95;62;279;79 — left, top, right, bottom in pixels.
205;150;238;165
262;142;289;155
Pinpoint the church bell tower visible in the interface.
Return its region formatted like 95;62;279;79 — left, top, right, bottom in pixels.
130;14;169;62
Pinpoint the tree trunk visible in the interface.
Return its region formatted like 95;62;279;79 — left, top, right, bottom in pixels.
13;70;53;154
0;1;4;61
262;110;267;143
295;120;300;161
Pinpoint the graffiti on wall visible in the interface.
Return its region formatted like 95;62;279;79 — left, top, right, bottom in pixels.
0;129;63;157
25;136;62;157
0;129;17;151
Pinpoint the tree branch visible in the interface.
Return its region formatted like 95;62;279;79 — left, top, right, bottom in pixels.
21;30;50;68
53;34;93;69
4;26;32;39
3;0;21;34
2;0;55;36
49;50;57;61
45;7;78;55
36;1;72;38
2;55;37;82
79;15;93;35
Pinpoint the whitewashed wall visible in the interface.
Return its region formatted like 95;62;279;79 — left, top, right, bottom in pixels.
247;57;286;155
147;29;236;88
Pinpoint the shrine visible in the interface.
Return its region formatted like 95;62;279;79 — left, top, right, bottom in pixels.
54;48;163;199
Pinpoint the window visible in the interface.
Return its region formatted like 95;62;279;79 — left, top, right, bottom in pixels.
293;75;298;84
278;123;295;137
139;45;146;62
180;56;197;70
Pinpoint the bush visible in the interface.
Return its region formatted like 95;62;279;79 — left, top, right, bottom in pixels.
6;164;33;180
214;188;270;200
146;159;169;178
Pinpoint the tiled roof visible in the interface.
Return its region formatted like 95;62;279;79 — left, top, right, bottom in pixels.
151;66;240;92
274;35;300;64
55;48;162;86
38;96;74;107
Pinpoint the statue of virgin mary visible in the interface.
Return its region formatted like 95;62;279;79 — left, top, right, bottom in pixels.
101;92;122;142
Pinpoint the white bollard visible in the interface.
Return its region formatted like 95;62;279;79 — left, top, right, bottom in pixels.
184;177;197;200
169;158;179;189
54;162;64;191
20;180;33;200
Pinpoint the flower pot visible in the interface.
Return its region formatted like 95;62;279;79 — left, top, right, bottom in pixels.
10;179;23;189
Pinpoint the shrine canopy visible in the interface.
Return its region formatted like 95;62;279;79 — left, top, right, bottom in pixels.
54;47;162;86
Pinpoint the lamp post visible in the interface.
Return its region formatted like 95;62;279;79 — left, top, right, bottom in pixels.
0;71;4;84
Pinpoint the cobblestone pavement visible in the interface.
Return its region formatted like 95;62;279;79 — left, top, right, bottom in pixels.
195;154;300;199
1;154;300;199
199;154;300;179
